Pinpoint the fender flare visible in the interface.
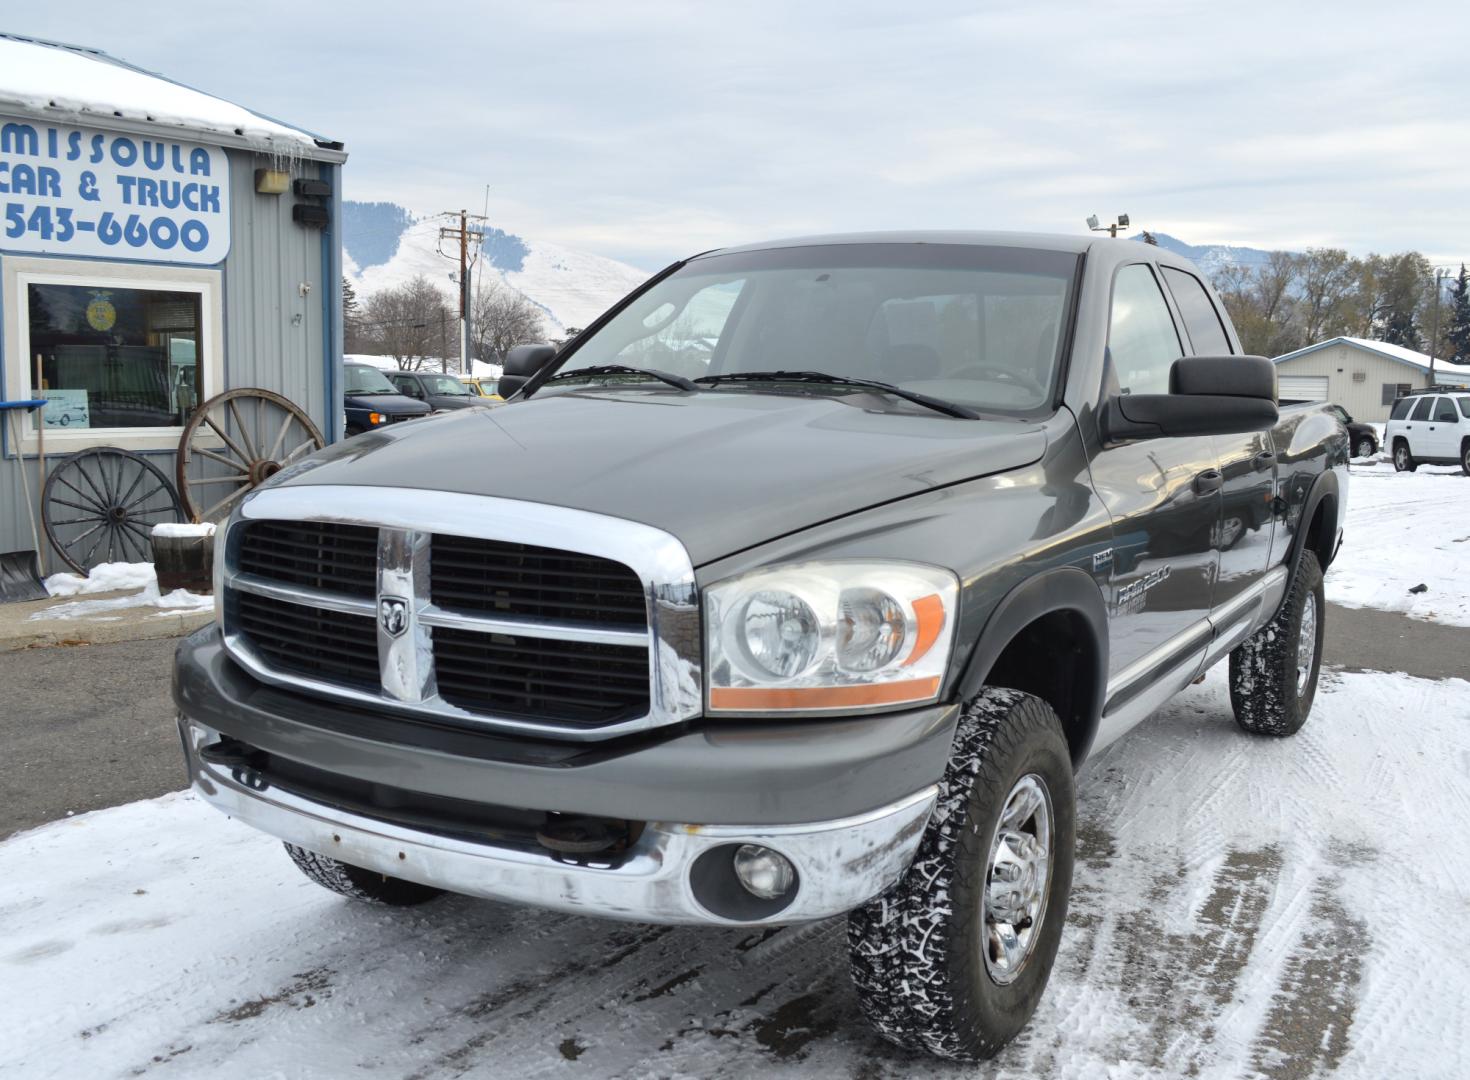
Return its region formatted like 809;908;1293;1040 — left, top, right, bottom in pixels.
1283;468;1342;593
953;566;1110;767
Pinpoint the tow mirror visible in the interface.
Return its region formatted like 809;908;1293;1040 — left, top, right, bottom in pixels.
1102;355;1278;442
498;344;557;398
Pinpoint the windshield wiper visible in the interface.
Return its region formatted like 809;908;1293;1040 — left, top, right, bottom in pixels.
694;370;979;419
546;364;699;392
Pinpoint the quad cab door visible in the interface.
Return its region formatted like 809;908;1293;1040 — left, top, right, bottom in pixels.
1157;267;1278;621
1088;262;1220;748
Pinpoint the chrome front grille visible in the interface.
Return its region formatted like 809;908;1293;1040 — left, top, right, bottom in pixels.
220;486;702;740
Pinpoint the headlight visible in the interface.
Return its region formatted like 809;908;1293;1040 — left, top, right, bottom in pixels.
705;561;958;713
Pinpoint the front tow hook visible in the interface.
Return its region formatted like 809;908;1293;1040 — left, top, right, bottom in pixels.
199;738;271;791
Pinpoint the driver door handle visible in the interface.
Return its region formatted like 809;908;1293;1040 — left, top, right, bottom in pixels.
1194;469;1223;495
1253;449;1276;470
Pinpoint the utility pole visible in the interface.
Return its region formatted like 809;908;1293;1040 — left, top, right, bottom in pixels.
1429;267;1451;385
437;210;488;374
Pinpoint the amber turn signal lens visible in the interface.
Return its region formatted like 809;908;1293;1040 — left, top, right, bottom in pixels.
709;676;941;711
903;593;945;666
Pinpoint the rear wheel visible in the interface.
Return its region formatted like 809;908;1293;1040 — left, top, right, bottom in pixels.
1353;436;1375;458
285;843;445;906
1392;440;1417;472
847;687;1075;1061
1228;551;1324;737
1461;441;1470;476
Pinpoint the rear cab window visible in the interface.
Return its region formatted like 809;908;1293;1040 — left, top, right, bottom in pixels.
1160;267;1232;355
1389;398;1415;421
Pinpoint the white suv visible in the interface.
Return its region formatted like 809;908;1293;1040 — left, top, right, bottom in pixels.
1386;391;1470;474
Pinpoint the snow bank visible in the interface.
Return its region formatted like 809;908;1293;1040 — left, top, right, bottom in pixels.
38;560;210;618
1329;463;1470;626
44;561;156;598
4;667;1468;1077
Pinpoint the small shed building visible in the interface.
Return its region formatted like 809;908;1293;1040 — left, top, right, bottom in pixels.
1273;336;1470;421
0;32;346;561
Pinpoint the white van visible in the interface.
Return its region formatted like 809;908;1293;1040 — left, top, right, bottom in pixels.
1385;391;1470;473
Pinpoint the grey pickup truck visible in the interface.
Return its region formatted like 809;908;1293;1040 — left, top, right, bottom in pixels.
175;232;1348;1060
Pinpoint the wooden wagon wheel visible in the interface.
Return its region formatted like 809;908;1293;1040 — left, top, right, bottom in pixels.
42;446;185;574
176;388;324;523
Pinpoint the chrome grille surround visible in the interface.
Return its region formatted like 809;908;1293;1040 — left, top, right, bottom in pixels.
219;484;702;741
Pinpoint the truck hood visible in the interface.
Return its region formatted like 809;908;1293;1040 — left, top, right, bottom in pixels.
278;389;1048;564
344;393;431;416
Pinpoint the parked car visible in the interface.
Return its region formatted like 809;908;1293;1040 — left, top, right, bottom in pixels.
342;361;430;436
177;233;1348;1062
387;370;487;411
460;375;503;401
1324;404;1378;458
1385;389;1470;473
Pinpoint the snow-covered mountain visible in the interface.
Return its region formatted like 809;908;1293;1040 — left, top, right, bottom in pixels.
342;202;650;334
1138;233;1281;277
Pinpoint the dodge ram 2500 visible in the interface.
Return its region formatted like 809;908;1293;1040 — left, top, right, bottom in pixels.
175;232;1348;1060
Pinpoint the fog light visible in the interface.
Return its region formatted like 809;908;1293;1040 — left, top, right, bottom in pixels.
732;844;795;900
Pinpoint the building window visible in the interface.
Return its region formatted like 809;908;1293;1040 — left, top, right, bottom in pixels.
3;256;222;454
28;284;202;428
1381;382;1411;405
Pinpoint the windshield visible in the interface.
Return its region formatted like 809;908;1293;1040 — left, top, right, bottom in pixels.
344;365;398;395
548;244;1079;414
422;374;470;396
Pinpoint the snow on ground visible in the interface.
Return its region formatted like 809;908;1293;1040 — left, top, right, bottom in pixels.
5;666;1467;1080
1328;462;1470;626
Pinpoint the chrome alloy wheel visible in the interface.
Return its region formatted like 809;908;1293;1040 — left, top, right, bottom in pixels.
1297;591;1318;696
981;773;1053;985
1394;444;1410;470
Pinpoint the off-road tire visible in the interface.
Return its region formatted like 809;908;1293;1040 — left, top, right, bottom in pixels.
1392;439;1417;472
846;687;1076;1061
1228;551;1325;737
284;843;445;906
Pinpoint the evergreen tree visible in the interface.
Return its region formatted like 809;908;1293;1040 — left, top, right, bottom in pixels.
1447;264;1470;366
342;277;362;351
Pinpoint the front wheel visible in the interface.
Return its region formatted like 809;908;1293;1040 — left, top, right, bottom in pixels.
285;843;445;906
847;687;1076;1061
1393;440;1417;472
1461;442;1470;476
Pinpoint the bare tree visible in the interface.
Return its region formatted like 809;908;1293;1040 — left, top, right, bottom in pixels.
359;275;454;370
471;278;547;364
1295;248;1360;343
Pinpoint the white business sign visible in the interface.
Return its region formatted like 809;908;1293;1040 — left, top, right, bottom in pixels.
0;117;230;265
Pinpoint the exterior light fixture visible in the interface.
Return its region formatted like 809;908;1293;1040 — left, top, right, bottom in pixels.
255;168;290;195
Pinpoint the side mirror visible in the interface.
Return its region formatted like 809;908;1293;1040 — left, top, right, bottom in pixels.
498;343;557;398
1102;355;1278;442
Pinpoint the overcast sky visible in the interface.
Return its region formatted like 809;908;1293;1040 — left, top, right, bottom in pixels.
12;0;1470;269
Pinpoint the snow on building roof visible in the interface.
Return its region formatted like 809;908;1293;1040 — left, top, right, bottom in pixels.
1274;336;1470;385
0;33;343;159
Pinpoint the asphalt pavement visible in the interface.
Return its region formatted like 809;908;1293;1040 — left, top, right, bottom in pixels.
1;637;185;837
0;603;1462;838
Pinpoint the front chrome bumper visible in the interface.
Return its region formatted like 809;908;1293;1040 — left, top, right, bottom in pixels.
183;720;936;926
